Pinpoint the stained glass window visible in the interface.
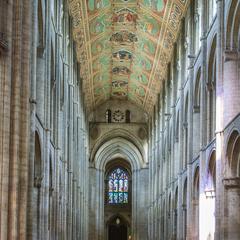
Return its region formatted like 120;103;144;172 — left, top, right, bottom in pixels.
108;168;128;204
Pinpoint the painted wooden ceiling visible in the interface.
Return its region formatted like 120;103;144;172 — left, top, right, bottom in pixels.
68;0;189;113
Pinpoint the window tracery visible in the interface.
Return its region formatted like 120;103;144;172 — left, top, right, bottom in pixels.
107;168;129;204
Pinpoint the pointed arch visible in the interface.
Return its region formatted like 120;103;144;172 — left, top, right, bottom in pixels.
175;111;180;142
193;166;200;199
91;128;146;166
167;192;172;238
208;36;217;86
94;137;144;170
173;186;178;237
37;0;45;53
226;0;240;50
34;131;42;187
193;166;200;238
184;93;189;124
183;93;189;168
194;68;201;108
183;178;188;239
207;36;217;141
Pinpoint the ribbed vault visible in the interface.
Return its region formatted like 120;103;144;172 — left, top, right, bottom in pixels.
68;0;189;113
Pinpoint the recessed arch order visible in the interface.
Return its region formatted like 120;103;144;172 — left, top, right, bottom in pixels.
89;134;147;240
94;137;145;171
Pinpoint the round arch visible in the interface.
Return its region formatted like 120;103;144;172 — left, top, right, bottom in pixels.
207;150;216;187
226;129;240;177
207;35;217;84
194;68;201;107
226;0;240;50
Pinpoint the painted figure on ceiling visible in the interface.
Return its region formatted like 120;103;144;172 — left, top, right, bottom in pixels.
110;31;138;44
139;58;152;71
96;43;103;52
145;22;154;34
94;75;103;83
112;66;131;75
96;0;103;8
112;80;128;88
134;85;146;97
112;91;127;98
88;0;110;11
113;50;132;61
112;11;138;24
95;22;104;33
143;0;165;12
138;39;155;55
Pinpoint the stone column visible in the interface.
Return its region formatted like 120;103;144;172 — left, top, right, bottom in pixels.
177;177;183;240
6;1;32;239
215;0;224;239
199;190;216;240
223;178;240;240
97;169;104;240
132;169;138;240
0;1;12;237
186;47;195;240
27;0;39;239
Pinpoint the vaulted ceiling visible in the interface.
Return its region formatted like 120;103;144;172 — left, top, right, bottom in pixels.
68;0;189;114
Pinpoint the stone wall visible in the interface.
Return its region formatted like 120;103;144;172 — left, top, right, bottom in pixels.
148;0;240;239
0;0;89;239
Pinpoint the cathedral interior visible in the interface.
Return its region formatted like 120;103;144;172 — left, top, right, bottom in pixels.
1;0;240;239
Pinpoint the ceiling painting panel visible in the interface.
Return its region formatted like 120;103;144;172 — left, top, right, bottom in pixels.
68;0;189;113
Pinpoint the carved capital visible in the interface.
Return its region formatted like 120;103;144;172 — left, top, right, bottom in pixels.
34;176;43;188
193;105;200;113
224;50;239;62
223;177;240;189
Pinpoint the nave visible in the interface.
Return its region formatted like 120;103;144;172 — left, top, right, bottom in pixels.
0;0;240;239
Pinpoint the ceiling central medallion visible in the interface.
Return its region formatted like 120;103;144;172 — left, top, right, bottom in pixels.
68;0;189;114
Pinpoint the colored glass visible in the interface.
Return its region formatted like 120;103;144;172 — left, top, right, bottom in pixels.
108;168;129;204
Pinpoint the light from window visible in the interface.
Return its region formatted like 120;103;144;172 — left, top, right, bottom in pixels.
126;110;131;123
106;109;111;123
108;168;128;204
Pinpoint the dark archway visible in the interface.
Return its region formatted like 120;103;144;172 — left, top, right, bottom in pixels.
108;216;128;240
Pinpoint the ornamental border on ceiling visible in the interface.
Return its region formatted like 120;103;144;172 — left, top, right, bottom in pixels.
68;0;189;114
